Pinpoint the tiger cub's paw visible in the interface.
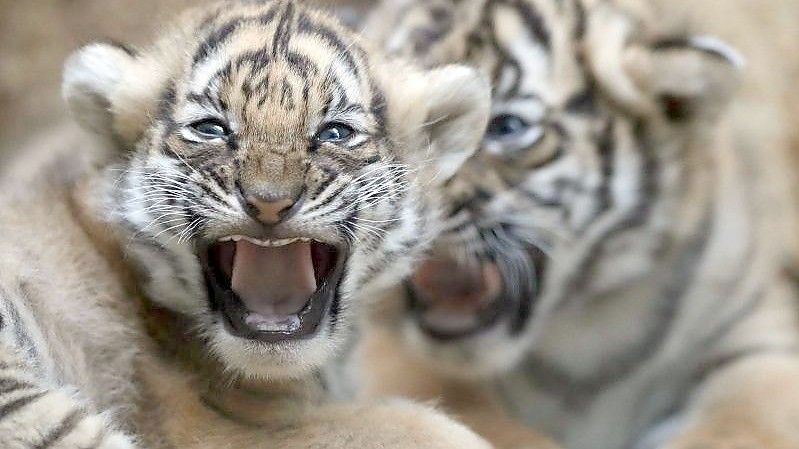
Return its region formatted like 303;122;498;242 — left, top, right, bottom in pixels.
367;399;493;449
0;386;141;449
313;399;492;449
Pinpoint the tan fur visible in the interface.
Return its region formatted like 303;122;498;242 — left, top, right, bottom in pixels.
0;1;494;448
0;151;493;449
363;1;799;448
364;327;559;449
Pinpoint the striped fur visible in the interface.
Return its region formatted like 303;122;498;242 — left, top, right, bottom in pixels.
0;1;493;448
365;1;799;449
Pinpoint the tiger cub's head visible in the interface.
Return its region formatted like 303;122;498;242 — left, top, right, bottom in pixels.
62;0;489;379
369;0;742;376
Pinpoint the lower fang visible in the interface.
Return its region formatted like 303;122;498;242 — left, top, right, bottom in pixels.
244;313;301;333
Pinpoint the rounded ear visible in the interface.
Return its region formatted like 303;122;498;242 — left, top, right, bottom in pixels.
63;42;164;147
63;43;137;141
584;3;742;123
631;36;743;123
387;64;491;184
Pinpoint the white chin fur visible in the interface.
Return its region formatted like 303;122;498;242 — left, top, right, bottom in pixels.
207;322;339;379
402;318;529;379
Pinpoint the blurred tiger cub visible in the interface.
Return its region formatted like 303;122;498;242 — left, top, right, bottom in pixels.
365;0;799;448
0;1;494;448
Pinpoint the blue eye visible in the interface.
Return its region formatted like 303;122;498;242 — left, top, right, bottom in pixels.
191;120;229;139
486;114;529;139
316;123;354;143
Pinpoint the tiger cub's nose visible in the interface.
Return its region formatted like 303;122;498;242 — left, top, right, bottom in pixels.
244;194;297;225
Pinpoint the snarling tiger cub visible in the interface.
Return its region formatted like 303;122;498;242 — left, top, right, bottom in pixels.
364;0;799;448
0;1;494;448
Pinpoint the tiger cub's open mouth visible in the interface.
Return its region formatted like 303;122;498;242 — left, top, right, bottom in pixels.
201;236;344;343
406;246;547;340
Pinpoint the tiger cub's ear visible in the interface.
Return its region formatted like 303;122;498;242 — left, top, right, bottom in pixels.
627;36;744;124
63;42;162;147
388;64;491;184
584;3;742;123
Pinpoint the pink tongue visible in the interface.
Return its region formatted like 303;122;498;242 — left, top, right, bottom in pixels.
411;258;501;309
231;241;316;316
412;258;503;333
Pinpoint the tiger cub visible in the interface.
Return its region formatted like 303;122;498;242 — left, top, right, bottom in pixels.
365;0;799;449
0;1;493;448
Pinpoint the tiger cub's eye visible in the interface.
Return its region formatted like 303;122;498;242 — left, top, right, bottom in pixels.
315;123;354;143
191;119;230;139
486;114;530;139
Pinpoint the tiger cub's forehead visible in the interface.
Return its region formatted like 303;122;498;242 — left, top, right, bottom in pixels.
467;0;585;101
176;1;378;138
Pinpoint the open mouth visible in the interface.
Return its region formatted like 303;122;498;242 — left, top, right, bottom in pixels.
406;246;547;341
201;236;344;343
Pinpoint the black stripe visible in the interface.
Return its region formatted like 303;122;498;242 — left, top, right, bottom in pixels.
328;281;343;332
563;120;655;295
305;182;348;214
481;3;522;99
157;83;177;136
311;167;338;198
280;78;295;109
563;88;596;115
286;51;319;78
0;390;46;420
693;345;799;392
0;286;6;331
513;0;551;49
192;7;280;67
194;20;240;66
271;1;295;57
234;48;271;75
206;60;235;90
100;39;137;56
593;118;615;218
0;378;33;396
2;290;37;361
368;85;388;137
572;0;586;38
296;12;360;76
410;4;454;55
652;37;735;64
34;408;84;449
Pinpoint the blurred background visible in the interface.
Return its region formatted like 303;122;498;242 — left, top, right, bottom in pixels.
0;0;371;161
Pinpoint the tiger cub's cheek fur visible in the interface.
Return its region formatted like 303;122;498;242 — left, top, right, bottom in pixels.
63;0;490;380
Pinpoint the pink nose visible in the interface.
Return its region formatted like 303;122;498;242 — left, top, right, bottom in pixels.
245;195;296;225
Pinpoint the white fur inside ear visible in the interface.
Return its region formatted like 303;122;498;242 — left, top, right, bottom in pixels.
63;43;135;136
689;35;746;70
421;65;491;183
